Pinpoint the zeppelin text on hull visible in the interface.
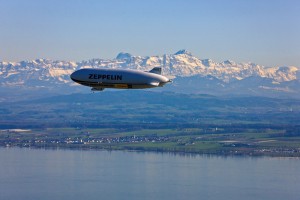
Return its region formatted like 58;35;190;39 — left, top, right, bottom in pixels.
89;74;123;80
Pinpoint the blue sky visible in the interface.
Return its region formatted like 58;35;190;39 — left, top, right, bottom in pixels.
0;0;299;67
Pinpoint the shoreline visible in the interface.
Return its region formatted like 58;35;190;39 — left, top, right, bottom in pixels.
2;144;300;158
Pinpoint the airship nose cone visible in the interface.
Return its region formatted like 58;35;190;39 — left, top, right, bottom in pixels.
70;72;75;81
70;70;80;82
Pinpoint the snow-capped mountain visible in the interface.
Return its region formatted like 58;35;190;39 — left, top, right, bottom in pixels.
0;50;299;100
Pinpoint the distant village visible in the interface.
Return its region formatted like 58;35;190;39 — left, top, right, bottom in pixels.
1;129;300;157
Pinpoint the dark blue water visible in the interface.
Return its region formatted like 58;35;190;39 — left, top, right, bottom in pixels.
1;148;299;200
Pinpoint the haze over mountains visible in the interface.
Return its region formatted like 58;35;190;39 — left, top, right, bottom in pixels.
1;50;299;101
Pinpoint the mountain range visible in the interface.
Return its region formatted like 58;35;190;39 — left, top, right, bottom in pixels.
0;50;299;101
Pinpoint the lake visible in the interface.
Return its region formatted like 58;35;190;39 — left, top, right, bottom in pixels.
0;147;299;200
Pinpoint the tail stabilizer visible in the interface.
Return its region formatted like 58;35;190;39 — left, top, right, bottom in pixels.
149;67;162;75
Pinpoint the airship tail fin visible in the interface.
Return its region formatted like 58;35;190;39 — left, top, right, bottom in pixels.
149;67;162;75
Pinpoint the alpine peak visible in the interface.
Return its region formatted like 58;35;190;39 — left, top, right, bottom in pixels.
174;49;193;56
116;52;133;60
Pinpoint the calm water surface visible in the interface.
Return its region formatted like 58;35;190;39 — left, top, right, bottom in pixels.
0;147;299;200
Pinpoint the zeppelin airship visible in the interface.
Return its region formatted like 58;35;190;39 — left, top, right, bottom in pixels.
70;67;171;91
